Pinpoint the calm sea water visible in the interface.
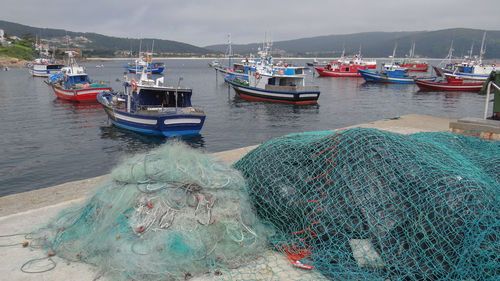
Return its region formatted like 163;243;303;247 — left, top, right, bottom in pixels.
0;59;487;196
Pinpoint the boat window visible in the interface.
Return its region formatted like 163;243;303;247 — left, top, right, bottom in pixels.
295;68;303;75
77;75;87;83
345;67;350;72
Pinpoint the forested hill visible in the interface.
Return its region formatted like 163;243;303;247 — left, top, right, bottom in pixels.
0;20;213;57
205;28;500;59
2;20;499;59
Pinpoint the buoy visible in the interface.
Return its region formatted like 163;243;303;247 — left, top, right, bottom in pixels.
22;241;29;247
48;250;56;256
147;201;153;208
292;260;313;270
138;226;144;233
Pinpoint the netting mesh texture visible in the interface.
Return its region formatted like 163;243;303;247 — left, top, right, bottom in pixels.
29;128;499;280
234;127;499;280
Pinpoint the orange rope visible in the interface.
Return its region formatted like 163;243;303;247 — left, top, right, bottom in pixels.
279;132;343;267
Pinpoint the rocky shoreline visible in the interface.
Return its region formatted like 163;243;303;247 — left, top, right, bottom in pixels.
0;57;29;68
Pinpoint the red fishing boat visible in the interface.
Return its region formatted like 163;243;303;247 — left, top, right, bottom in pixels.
398;62;428;72
396;42;428;71
315;63;368;77
47;51;111;102
415;75;484;91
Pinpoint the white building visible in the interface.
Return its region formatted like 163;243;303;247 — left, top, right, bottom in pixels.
0;29;4;41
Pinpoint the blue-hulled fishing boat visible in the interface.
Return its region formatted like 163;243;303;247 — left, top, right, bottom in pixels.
126;53;165;74
98;60;205;136
358;66;436;84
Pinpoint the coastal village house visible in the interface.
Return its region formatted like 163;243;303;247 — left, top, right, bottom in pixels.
0;29;5;45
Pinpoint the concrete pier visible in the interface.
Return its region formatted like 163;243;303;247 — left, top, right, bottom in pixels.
0;114;459;280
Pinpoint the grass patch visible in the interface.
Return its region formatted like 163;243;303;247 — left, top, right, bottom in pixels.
0;45;35;60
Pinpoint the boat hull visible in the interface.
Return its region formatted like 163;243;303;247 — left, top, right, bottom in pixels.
225;77;320;104
127;66;164;74
28;68;63;77
399;63;428;72
358;69;435;84
99;105;205;137
314;67;362;77
52;85;112;102
441;71;489;81
415;80;484;91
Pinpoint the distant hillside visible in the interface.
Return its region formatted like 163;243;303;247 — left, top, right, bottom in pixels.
206;28;500;59
0;20;215;57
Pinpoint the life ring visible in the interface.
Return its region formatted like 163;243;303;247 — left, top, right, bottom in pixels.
255;72;261;79
130;78;138;91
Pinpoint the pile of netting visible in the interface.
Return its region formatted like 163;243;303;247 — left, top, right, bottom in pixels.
234;127;500;280
30;141;273;280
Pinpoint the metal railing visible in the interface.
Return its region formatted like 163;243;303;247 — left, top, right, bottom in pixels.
483;81;499;119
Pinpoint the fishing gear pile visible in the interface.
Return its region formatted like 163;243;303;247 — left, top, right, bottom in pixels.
234;127;500;280
29;141;272;280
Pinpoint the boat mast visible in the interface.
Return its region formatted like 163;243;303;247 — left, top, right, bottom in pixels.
479;31;487;65
227;34;232;69
391;42;398;65
150;40;155;76
438;40;454;67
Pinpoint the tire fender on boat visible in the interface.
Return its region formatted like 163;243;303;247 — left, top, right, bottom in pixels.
131;78;138;91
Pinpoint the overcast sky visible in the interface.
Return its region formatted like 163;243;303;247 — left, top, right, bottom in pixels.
1;0;499;46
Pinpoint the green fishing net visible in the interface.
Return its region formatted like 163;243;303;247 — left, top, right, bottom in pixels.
30;141;273;280
29;128;499;280
234;127;499;280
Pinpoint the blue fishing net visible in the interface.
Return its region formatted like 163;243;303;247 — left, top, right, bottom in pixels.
234;127;499;280
28;128;499;280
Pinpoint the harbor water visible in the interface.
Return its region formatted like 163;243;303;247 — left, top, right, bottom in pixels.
0;59;488;196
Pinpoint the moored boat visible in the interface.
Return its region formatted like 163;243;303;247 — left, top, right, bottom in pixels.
415;75;484;91
358;65;436;84
27;58;64;77
225;66;320;104
126;53;165;74
396;43;428;72
48;51;111;102
98;60;205;136
439;32;496;81
314;63;367;77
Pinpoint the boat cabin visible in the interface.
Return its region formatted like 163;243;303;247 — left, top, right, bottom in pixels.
129;87;193;113
249;67;306;89
63;74;89;88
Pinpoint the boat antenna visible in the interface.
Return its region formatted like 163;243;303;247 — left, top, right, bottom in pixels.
227;33;232;69
175;77;183;110
151;39;155;76
479;31;487;64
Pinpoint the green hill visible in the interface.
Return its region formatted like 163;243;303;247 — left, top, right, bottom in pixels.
205;28;500;59
0;20;215;57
